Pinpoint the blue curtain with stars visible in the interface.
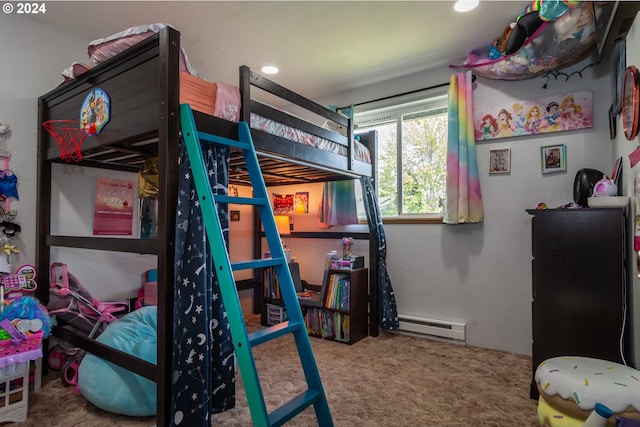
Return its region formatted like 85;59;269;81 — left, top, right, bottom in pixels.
171;140;236;426
360;176;399;330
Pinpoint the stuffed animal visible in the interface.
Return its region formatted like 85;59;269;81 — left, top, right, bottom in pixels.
525;0;579;22
323;103;357;134
497;0;580;57
493;23;515;58
502;11;545;56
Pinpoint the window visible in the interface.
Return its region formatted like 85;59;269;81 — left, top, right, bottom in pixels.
356;94;448;218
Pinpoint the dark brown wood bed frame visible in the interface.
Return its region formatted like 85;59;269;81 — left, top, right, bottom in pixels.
36;26;378;424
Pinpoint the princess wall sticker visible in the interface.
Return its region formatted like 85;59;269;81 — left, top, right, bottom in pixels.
475;91;592;141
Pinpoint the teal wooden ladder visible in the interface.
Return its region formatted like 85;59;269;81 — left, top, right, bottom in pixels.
180;104;333;427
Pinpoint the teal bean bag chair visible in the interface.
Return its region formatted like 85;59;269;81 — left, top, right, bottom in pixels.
78;306;157;416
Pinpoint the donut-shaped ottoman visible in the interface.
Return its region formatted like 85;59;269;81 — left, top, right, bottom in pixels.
535;356;640;426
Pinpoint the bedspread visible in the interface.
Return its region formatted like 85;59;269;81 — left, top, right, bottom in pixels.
249;113;371;163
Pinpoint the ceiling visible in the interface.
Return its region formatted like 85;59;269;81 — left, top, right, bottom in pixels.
33;1;532;99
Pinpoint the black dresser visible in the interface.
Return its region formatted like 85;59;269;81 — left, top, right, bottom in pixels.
527;207;632;399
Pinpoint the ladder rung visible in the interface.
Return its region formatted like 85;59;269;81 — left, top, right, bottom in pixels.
231;258;286;271
248;321;303;347
214;195;267;206
180;105;333;426
197;131;252;150
268;389;323;427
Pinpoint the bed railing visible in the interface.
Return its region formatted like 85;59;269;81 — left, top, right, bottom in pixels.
239;65;356;171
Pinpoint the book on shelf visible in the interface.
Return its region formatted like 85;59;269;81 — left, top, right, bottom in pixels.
304;307;336;339
263;267;281;299
304;307;352;342
325;272;349;310
333;312;350;342
339;279;350;311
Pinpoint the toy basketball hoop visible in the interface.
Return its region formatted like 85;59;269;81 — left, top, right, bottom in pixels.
42;120;96;163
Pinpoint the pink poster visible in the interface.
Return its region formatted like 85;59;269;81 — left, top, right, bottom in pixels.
474;91;593;141
93;177;135;235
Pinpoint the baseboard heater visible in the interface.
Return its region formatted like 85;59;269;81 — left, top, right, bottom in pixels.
396;314;466;343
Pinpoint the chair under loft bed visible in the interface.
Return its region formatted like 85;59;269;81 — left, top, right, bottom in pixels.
36;26;380;424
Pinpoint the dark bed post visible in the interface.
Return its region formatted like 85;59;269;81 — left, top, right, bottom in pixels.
157;26;181;427
239;65;251;123
35;100;52;312
367;129;379;337
347;118;354;172
240;65;263;313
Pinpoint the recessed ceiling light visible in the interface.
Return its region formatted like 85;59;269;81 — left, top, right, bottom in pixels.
454;0;479;12
261;65;279;75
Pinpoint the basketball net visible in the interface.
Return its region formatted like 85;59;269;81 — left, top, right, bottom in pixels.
42;120;95;163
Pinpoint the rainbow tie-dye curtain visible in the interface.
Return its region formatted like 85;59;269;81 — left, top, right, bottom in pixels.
444;71;483;224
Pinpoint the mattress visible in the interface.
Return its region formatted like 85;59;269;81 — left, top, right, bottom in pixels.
249;113;371;163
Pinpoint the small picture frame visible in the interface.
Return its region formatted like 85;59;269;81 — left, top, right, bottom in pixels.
489;148;511;174
541;144;566;174
230;210;240;221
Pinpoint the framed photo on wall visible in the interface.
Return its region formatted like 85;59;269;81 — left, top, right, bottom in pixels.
541;144;566;174
489;148;511;174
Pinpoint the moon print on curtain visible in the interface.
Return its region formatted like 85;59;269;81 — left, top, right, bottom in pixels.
360;176;399;330
171;140;235;425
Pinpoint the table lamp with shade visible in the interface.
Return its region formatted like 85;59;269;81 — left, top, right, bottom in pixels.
274;215;292;262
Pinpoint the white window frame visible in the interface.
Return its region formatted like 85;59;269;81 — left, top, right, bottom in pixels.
355;90;448;219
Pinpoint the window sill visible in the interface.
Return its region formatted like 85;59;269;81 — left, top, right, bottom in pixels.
382;216;444;225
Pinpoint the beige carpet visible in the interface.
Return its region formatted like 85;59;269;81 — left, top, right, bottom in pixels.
9;315;539;426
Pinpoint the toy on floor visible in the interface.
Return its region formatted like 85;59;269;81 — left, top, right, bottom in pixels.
535;356;640;426
582;403;613;427
46;262;128;387
77;306;157;417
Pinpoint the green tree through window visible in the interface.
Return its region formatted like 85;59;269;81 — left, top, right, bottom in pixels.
357;98;447;217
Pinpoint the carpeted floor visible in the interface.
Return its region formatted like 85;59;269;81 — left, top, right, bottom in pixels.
9;314;539;426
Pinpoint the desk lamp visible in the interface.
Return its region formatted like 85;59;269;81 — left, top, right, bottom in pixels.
274;215;291;262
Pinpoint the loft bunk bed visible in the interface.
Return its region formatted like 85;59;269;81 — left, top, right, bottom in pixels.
36;26;378;424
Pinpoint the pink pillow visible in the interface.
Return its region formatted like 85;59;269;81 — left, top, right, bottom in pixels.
214;82;241;122
61;62;91;82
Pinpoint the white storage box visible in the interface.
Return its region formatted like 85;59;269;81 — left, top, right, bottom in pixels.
587;196;629;208
0;360;30;423
266;303;287;326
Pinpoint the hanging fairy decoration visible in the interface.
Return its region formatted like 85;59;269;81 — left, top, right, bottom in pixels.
0;121;10;159
0;218;20;273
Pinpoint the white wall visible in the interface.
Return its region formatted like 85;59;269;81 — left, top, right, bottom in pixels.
228;181;370;286
262;182;369;285
49;163;156;300
0;15;88;282
321;55;613;355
